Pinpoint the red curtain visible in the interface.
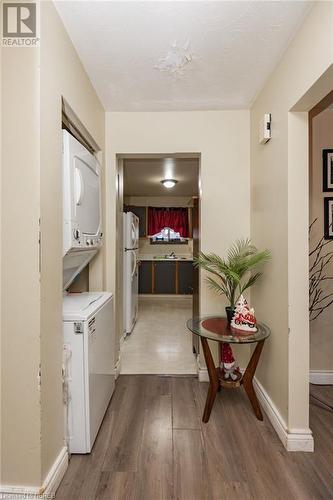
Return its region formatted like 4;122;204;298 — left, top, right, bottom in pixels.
148;207;189;238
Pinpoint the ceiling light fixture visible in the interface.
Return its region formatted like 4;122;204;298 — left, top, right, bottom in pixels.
161;179;177;189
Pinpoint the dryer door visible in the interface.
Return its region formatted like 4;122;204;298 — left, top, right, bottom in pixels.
74;156;100;236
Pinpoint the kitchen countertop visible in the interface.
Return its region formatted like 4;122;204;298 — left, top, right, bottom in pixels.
139;255;193;262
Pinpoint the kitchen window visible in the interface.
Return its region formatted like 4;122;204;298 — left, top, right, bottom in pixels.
148;207;189;243
150;227;188;244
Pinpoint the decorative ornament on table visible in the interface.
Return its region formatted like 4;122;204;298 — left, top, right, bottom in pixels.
230;295;257;333
219;343;240;381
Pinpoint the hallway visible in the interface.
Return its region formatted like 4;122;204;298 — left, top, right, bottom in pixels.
56;376;333;500
120;297;197;375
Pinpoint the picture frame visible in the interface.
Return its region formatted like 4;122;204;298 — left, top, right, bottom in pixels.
324;197;333;239
322;149;333;192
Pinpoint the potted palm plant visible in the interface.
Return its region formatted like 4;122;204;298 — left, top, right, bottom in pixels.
194;238;270;325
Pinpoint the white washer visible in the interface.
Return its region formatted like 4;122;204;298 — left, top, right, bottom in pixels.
63;292;115;454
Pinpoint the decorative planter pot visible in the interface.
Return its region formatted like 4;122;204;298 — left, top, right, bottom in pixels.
225;306;234;327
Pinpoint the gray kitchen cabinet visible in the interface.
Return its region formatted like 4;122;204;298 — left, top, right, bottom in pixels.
139;260;194;295
178;261;194;295
153;261;176;294
138;261;152;293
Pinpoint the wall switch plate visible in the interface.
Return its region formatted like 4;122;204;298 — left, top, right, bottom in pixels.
259;113;271;144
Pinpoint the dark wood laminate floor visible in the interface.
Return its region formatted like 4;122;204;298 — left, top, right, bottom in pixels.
56;376;333;500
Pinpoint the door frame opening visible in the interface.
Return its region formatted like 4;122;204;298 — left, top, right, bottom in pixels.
308;90;333;413
114;152;202;375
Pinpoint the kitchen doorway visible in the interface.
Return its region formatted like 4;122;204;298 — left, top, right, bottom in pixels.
116;154;200;375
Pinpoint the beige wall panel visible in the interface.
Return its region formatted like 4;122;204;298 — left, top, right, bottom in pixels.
1;45;41;485
39;1;105;481
106;110;251;368
310;108;333;371
251;1;333;428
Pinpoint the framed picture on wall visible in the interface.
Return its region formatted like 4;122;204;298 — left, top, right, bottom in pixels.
324;197;333;239
323;149;333;191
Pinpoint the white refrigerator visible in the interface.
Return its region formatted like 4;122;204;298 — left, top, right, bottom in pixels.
63;292;115;454
123;212;139;335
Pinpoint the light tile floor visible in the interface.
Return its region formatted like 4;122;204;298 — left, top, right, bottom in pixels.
120;296;197;374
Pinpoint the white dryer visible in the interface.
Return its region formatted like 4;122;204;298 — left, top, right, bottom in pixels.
62;130;103;289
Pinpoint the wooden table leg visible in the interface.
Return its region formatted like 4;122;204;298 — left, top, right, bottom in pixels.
201;337;219;423
242;340;265;420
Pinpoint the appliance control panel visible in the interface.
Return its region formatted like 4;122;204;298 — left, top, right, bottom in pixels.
74;322;83;334
72;228;103;249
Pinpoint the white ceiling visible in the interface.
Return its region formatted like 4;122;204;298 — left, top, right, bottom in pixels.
55;1;312;111
123;157;199;196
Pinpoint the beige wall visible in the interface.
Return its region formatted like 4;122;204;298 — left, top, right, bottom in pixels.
1;1;105;488
1;36;41;487
250;1;333;433
106;111;251;367
40;0;105;482
310;108;333;371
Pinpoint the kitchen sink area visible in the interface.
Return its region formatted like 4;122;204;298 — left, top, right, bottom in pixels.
153;254;189;260
138;254;194;294
139;253;193;262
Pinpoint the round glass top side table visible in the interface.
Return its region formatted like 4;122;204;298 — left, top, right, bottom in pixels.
187;316;271;423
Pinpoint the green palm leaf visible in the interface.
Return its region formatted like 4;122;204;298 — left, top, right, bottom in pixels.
195;239;270;307
205;276;229;298
239;272;262;298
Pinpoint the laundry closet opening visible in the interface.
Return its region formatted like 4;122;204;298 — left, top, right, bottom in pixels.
118;154;200;375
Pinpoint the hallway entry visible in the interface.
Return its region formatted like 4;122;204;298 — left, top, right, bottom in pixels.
118;154;200;376
120;297;197;374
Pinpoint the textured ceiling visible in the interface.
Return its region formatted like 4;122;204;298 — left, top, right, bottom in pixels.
55;1;312;111
123;157;199;196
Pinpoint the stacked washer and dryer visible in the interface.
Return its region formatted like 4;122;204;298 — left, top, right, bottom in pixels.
62;130;115;454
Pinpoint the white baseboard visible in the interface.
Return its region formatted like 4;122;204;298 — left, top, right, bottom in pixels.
115;355;121;379
115;335;124;380
41;446;68;496
253;378;313;452
0;446;68;498
196;357;209;382
310;370;333;385
197;366;313;452
198;366;209;382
